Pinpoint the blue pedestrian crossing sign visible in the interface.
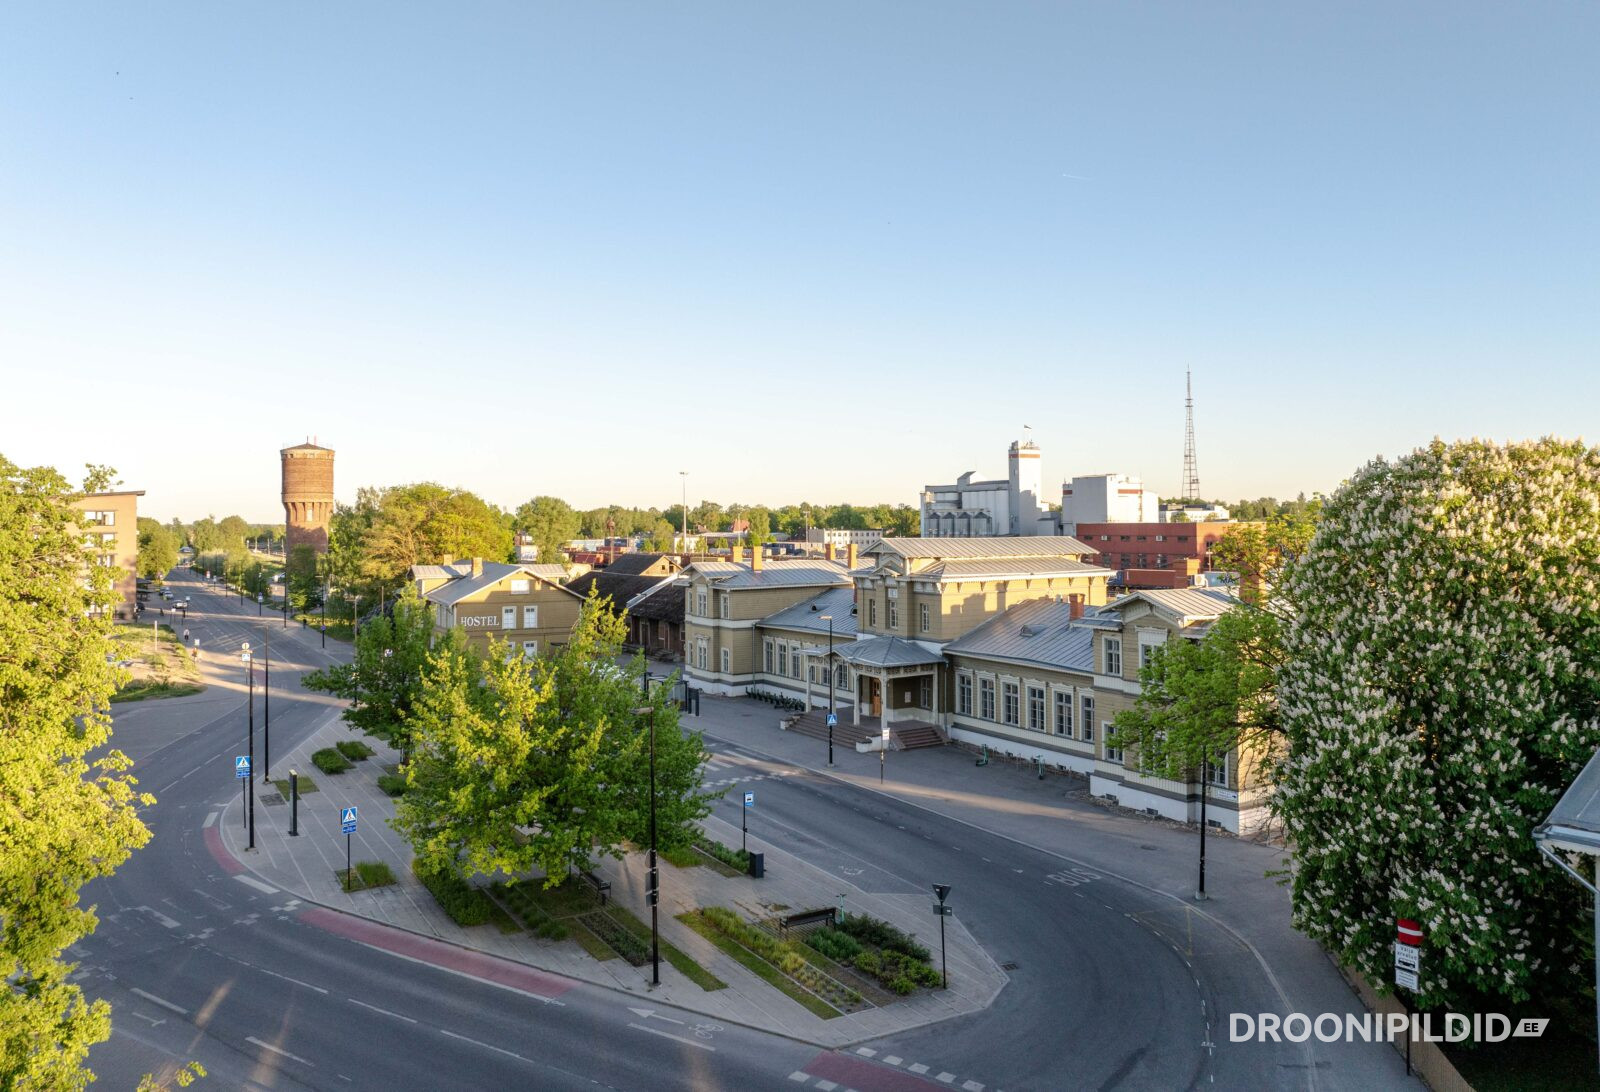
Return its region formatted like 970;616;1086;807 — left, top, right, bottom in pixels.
340;806;358;835
743;791;755;807
826;713;837;727
235;756;250;779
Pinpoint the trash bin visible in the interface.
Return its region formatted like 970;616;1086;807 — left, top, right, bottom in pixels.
748;851;764;879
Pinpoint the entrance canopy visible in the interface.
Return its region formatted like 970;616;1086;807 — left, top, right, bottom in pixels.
1535;748;1600;855
831;635;945;670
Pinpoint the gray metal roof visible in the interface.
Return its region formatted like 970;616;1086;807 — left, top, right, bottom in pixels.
686;559;855;590
867;536;1097;560
759;587;859;638
1101;587;1238;623
833;635;945;668
943;598;1097;673
1536;748;1600;854
422;561;581;606
907;558;1113;582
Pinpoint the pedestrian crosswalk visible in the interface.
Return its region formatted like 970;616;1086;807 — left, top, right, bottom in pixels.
698;766;793;790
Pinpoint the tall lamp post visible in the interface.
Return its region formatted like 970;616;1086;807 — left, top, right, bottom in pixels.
678;471;688;556
256;591;263;616
820;614;834;765
633;705;661;987
1196;747;1209;901
241;642;256;850
320;578;328;648
260;625;271;782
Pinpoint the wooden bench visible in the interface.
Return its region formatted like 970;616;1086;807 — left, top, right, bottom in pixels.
578;869;611;906
778;907;837;937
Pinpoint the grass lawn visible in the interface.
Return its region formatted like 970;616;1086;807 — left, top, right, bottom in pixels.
609;905;726;990
335;861;397;892
110;622;204;703
679;911;839;1018
660;845;701;868
492;880;613;958
270;775;318;796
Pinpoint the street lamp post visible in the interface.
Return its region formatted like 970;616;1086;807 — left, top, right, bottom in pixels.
261;625;271;782
241;642;256;850
256;592;263;616
289;768;300;836
634;704;661;987
678;471;688;555
1196;747;1209;901
820;614;834;765
320;580;327;648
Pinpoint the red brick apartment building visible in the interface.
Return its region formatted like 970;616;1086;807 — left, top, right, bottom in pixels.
1073;521;1254;589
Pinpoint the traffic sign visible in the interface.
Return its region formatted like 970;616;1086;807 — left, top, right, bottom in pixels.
881;725;890;742
1394;943;1420;973
1394;968;1418;991
826;713;837;727
1397;917;1423;946
340;806;358;835
235;756;251;779
931;903;953;916
743;791;754;807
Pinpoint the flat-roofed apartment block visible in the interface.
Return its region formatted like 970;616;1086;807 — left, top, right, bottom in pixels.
72;490;144;619
413;558;583;658
681;550;858;694
944;587;1266;833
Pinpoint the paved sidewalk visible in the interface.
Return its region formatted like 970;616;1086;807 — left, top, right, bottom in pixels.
219;710;1006;1049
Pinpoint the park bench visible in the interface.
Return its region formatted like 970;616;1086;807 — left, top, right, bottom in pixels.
777;907;837;938
579;869;611;906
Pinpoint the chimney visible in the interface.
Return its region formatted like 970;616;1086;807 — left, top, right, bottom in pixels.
751;546;764;572
471;557;484;578
846;543;858;570
1068;594;1084;620
441;554;455;566
825;542;837;562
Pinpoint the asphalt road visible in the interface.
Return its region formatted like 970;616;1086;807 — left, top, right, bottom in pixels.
78;572;857;1092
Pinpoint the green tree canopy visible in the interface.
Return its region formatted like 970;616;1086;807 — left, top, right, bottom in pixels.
393;596;716;884
359;483;511;587
303;587;436;757
135;519;181;580
1;455;153;1087
215;515;250;550
1275;438;1600;1010
513;495;581;564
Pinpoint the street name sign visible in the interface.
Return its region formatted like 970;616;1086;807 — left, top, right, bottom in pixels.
235;756;250;779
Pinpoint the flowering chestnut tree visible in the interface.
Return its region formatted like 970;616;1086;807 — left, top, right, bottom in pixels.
1274;438;1600;1008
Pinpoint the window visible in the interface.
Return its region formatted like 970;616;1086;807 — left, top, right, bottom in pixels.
522;640;538;659
979;678;995;720
510;578;531;594
1027;686;1046;731
696;589;708;616
777;642;789;676
1139;638;1161;669
696;639;708;670
522;605;538;628
1002;681;1019;726
502;606;516;629
764;640;774;673
791;650;801;679
720;647;731;673
1106;731;1123;764
1054;690;1073;736
957;673;973;715
919;602;930;633
1081;694;1095;741
719;594;729;619
836;666;850;691
918;677;933;709
1104;637;1122;677
1206;754;1230;787
869;599;877;627
888;601;898;630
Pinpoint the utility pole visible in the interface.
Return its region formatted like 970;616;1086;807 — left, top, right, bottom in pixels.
678;471;688;556
634;705;661;987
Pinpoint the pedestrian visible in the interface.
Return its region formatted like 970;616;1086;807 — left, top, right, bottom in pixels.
183;628;190;643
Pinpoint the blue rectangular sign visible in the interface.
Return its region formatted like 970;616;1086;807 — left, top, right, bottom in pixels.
743;791;754;807
235;756;250;779
340;806;358;834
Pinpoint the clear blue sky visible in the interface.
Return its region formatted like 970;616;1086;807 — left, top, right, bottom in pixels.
3;3;1595;522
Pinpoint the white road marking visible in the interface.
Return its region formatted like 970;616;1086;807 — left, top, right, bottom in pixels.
627;1006;685;1024
963;1082;985;1091
626;1022;716;1051
258;968;328;994
136;906;181;929
814;1081;837;1091
439;1028;525;1060
130;988;188;1015
937;1073;956;1084
352;943;564;1005
788;1074;809;1083
247;1036;313;1066
131;1012;165;1026
348;998;417;1023
202;812;218;829
855;1047;877;1057
885;1055;902;1065
909;1063;930;1074
233;875;278;895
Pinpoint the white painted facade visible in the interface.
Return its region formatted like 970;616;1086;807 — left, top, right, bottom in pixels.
920;438;1047;537
1059;473;1161;530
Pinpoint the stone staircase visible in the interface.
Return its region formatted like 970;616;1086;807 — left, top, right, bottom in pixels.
892;723;946;751
781;710;947;751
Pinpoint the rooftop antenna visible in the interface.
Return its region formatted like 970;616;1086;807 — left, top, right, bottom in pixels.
1181;369;1200;501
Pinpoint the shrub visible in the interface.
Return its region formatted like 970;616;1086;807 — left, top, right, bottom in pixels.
335;740;374;761
414;862;492;926
887;974;916;996
807;927;863;963
355;860;396;888
377;773;407;797
838;912;931;963
694;837;750;872
312;747;352;774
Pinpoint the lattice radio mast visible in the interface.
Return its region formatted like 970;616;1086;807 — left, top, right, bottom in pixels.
1181;368;1201;501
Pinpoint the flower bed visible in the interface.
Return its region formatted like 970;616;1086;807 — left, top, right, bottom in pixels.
688;907;864;1014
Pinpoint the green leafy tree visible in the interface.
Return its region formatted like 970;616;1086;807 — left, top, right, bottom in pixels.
1275;438;1600;1010
285;544;320;613
394;596;715;885
80;464;120;493
216;515;250;552
360;483;511;588
303;587;436;758
188;516;223;553
1210;507;1320;606
136;519;181;580
513;496;581;564
0;455;153;1088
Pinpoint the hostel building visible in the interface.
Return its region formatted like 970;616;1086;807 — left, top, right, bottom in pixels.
413;558;584;657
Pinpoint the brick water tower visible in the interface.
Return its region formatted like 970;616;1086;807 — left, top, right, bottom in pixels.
281;441;335;554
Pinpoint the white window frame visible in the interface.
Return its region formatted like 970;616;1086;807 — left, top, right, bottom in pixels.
777;642;788;676
696;639;708;670
523;605;538;628
978;677;996;721
1081;694;1095;741
1026;686;1046;732
522;640;538;659
720;646;731;673
919;602;930;633
719;594;729;619
1104;637;1122;677
696;589;708;616
1001;680;1020;727
764;639;774;674
1053;689;1072;736
510;578;531;594
1206;753;1230;787
868;599;877;628
502;605;517;629
957;672;973;716
1104;724;1121;763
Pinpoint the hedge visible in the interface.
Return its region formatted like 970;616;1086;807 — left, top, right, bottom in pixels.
335;739;375;761
311;747;353;775
413;863;493;926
